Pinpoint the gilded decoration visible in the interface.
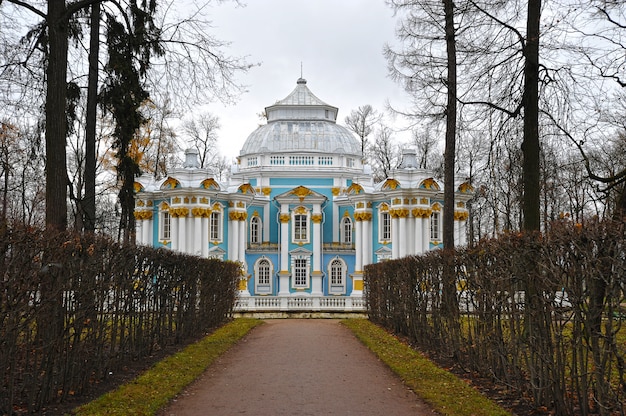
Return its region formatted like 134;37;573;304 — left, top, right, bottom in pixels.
169;207;189;218
147;200;153;207
228;201;234;207
421;178;440;190
200;197;208;204
392;198;401;205
184;197;189;204
294;206;308;215
379;202;389;212
262;187;272;196
346;183;364;195
173;197;181;204
162;177;179;189
229;211;248;221
356;202;364;209
454;211;469;221
411;198;417;204
133;210;153;220
160;202;170;210
279;213;290;223
390;208;409;218
133;182;144;193
253;210;260;217
457;201;466;208
236;201;245;208
412;207;433;218
420;197;429;205
458;182;474;194
354;212;372;221
137;200;145;207
432;202;442;212
331;187;341;196
201;178;219;190
311;214;323;223
192;207;212;218
343;211;351;217
212;202;222;211
290;185;314;202
382;178;400;190
191;197;197;203
238;183;254;194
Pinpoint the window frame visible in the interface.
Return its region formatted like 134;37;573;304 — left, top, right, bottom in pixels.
291;255;310;288
328;257;346;294
254;257;273;294
250;215;262;244
160;208;171;241
292;209;310;243
341;216;353;244
379;211;391;242
430;211;440;240
210;209;222;242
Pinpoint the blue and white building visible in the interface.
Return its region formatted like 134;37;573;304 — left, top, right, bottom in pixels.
134;78;473;312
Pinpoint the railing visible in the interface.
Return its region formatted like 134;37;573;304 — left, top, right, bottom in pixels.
235;295;366;312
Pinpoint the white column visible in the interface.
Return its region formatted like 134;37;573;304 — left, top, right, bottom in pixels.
263;204;271;242
238;216;247;265
171;215;179;252
354;218;363;272
229;217;239;262
454;219;460;246
278;207;290;295
422;217;430;253
391;216;400;259
201;216;209;257
311;205;323;296
193;215;202;256
460;219;468;246
178;215;187;254
415;214;423;254
398;215;407;258
407;215;415;255
362;217;371;266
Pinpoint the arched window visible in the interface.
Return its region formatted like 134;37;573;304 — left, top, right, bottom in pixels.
254;257;273;294
341;217;352;244
250;216;262;244
328;257;346;294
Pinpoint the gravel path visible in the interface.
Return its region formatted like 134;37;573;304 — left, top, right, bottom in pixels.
159;319;437;416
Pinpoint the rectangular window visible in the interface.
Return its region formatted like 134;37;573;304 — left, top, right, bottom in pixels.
210;212;221;240
161;211;171;240
294;258;308;287
294;214;307;241
346;158;354;168
431;212;440;240
381;212;391;241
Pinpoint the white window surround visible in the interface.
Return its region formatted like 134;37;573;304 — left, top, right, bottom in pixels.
250;216;261;244
210;209;223;242
160;209;171;241
430;211;440;240
292;208;310;244
379;211;391;242
341;216;353;244
328;257;346;294
291;253;311;289
254;257;273;294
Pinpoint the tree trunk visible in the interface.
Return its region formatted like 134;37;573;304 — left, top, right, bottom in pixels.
45;0;69;231
441;0;460;351
522;0;541;232
83;2;100;232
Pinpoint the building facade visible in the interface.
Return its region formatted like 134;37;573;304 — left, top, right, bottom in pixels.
134;78;473;312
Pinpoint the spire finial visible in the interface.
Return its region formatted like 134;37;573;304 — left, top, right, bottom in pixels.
300;62;303;78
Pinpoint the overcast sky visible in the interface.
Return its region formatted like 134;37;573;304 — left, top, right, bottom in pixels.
200;0;412;161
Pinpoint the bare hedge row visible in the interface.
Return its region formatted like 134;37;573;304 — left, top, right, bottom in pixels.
365;219;626;416
0;226;240;414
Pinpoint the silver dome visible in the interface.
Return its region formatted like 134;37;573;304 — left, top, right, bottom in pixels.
239;78;362;157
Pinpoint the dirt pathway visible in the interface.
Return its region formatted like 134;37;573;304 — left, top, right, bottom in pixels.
159;319;437;416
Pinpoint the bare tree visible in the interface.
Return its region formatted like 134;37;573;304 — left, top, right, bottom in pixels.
184;112;221;169
369;123;399;182
344;104;381;159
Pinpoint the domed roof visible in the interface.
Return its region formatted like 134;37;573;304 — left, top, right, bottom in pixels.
239;78;361;157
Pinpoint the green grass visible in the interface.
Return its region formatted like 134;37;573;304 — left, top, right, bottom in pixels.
74;318;263;416
342;319;511;416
